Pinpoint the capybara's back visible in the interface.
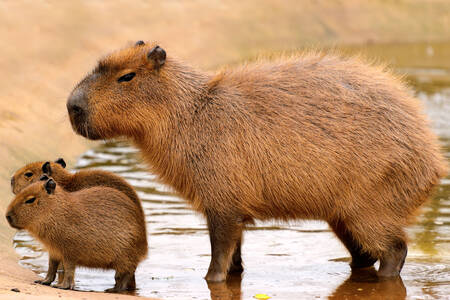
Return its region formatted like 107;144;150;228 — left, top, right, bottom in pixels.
215;54;445;222
210;55;447;275
66;43;447;281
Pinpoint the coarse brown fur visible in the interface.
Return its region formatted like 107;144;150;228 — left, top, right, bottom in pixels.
11;159;146;286
5;179;148;292
66;41;447;282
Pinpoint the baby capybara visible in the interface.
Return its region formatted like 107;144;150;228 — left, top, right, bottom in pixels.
11;158;145;286
66;41;447;282
11;158;142;214
5;178;147;291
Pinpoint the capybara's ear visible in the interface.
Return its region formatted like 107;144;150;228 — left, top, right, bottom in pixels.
39;175;49;181
44;179;56;194
42;162;52;175
147;45;166;70
135;40;145;46
55;158;66;168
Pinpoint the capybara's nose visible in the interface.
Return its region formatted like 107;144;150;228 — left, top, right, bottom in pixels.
6;213;13;226
67;89;88;117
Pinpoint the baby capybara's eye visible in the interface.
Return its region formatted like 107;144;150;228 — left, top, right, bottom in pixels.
117;72;136;83
25;197;36;204
24;172;33;178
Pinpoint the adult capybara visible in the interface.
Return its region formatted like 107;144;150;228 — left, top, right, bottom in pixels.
66;41;447;282
5;178;147;292
11;158;143;217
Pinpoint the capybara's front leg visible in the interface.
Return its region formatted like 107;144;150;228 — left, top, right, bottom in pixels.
35;257;60;285
205;213;244;282
378;239;407;278
328;219;378;268
53;260;75;290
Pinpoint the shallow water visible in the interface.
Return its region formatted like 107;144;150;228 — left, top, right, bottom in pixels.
13;42;450;299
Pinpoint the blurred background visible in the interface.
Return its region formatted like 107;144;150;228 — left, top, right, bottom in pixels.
0;1;449;299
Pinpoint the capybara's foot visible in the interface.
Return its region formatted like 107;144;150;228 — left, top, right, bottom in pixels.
205;270;227;283
105;287;122;293
53;282;75;290
378;240;407;278
106;271;136;293
350;252;378;269
34;279;52;286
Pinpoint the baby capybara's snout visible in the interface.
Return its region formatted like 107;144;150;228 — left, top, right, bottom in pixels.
5;211;15;228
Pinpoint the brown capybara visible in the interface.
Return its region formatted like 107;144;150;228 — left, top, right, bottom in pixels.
5;178;148;292
66;41;447;282
11;158;142;214
11;158;145;285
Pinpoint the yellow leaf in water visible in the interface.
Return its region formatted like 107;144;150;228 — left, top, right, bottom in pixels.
254;294;271;300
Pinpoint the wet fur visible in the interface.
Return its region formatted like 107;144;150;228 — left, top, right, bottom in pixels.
67;42;447;281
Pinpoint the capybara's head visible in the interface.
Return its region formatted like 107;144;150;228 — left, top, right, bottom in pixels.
67;41;170;140
11;158;66;194
6;178;57;230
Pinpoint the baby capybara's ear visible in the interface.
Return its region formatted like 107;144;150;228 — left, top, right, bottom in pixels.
44;179;56;194
39;174;49;181
135;40;145;46
147;45;166;70
42;162;52;175
55;158;66;168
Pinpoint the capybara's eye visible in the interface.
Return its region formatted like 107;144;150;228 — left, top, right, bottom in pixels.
117;72;136;83
24;172;33;178
25;197;36;204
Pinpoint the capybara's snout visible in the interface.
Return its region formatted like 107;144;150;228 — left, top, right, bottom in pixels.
67;87;100;140
67;88;88;119
5;211;16;228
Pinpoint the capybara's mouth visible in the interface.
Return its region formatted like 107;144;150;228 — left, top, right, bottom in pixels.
68;113;102;140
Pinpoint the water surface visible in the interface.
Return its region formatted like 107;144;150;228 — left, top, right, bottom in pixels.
13;42;450;299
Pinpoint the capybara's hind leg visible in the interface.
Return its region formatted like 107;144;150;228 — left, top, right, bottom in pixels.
54;260;75;290
35;257;60;285
378;239;407;278
228;237;244;274
328;219;377;268
127;274;136;290
106;271;136;293
205;213;244;282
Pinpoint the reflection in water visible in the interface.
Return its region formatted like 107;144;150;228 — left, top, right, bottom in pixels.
329;268;406;300
208;275;242;300
12;42;450;299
